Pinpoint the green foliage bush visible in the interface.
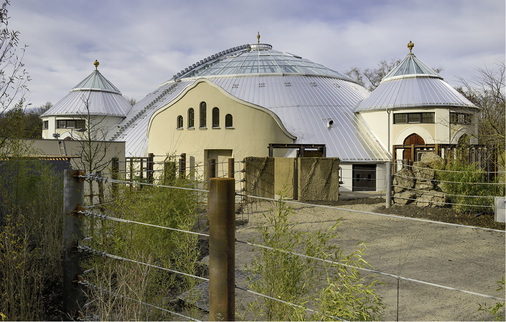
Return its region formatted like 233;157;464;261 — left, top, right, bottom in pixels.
435;160;504;214
478;275;505;321
245;199;384;321
0;159;64;320
82;177;205;320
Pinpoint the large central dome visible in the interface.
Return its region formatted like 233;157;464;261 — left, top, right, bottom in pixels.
109;42;389;161
172;43;357;82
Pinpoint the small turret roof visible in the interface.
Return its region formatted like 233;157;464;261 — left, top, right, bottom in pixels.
356;42;477;112
72;60;122;93
41;61;132;117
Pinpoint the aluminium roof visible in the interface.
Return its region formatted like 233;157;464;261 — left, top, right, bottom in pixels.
110;43;389;161
172;43;359;82
382;52;440;81
356;51;477;112
41;65;132;118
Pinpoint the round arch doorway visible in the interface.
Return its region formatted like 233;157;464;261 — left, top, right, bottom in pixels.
403;133;425;162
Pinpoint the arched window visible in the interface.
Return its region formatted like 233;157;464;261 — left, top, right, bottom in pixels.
225;114;233;128
200;102;206;128
188;108;194;128
177;115;183;129
212;107;220;128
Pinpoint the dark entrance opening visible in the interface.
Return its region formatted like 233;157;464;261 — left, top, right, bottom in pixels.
352;164;376;191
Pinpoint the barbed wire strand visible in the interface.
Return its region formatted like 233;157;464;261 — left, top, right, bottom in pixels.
391;184;497;199
107;178;208;193
235;239;505;302
393;173;505;186
80;206;502;301
80;210;209;238
391;195;494;208
78;246;209;282
81;172;502;233
78;280;199;321
78;247;341;319
236;193;505;234
402;163;506;174
234;285;347;321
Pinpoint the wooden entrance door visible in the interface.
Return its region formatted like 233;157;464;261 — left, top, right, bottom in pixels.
403;134;425;162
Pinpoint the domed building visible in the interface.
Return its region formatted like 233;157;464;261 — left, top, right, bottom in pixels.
41;60;132;140
106;39;391;191
41;39;479;193
357;41;478;164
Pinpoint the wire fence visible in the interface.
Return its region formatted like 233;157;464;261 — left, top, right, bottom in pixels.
63;166;505;321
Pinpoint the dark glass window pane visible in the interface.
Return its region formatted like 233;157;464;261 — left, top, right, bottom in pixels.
408;113;421;123
393;113;407;124
200;102;206;128
225;114;233;128
212;107;219;128
421;112;434;123
188;108;194;128
177;115;183;128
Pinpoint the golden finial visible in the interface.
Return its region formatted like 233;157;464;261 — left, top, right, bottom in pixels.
257;31;260;44
94;60;99;70
407;41;414;53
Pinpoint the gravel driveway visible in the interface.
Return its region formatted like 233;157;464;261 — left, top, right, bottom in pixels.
234;199;505;321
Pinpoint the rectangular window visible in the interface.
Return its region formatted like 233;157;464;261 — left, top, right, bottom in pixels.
43;120;48;130
56;119;85;129
394;112;435;124
393;113;407;124
450;112;472;125
421;112;434;123
408;113;421;123
56;120;66;128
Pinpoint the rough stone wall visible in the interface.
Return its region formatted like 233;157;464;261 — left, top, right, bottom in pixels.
244;157;274;198
298;158;340;202
392;152;446;207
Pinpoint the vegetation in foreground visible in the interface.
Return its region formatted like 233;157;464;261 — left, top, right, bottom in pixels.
244;198;384;321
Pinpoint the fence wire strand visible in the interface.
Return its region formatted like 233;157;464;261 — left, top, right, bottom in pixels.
234;239;505;302
76;170;504;319
80;209;209;238
236;193;505;233
234;285;347;321
78;279;200;321
393;173;505;186
391;184;497;199
78;245;209;282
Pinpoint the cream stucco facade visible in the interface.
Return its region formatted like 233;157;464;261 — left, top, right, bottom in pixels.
148;80;294;177
42;115;124;140
360;107;478;155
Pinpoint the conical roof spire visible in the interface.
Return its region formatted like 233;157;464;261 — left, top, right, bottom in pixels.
72;62;122;94
382;42;441;81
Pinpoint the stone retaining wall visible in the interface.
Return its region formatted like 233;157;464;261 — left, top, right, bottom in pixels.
392;152;446;207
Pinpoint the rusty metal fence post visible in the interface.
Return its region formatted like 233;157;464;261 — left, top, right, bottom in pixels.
228;158;234;178
63;170;85;319
179;153;186;179
208;178;235;321
111;157;119;198
147;153;154;184
386;161;392;208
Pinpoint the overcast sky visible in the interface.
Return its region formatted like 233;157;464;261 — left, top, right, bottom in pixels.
9;0;506;108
